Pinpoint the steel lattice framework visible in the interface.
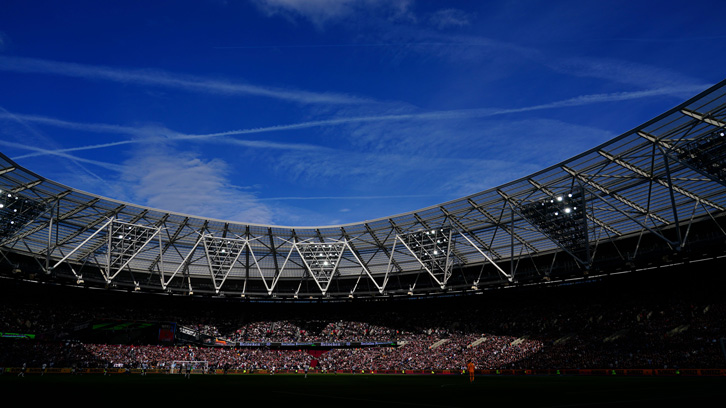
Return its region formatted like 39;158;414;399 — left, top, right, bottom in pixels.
2;80;726;299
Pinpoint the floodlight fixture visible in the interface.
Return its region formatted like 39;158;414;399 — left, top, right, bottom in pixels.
519;189;588;261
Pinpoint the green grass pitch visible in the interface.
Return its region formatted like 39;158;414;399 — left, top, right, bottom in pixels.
2;373;724;406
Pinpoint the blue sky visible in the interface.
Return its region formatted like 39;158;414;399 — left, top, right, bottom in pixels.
1;0;725;226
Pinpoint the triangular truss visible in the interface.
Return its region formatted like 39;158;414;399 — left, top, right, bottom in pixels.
388;226;510;290
275;239;384;295
298;241;344;294
202;236;247;293
106;221;162;281
165;234;269;294
50;218;162;285
390;228;454;289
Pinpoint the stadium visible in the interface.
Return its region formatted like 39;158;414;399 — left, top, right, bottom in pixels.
2;74;726;405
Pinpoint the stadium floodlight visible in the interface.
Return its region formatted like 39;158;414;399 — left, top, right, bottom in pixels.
393;227;454;289
519;188;589;264
0;193;48;243
201;235;248;292
287;239;384;296
677;128;726;182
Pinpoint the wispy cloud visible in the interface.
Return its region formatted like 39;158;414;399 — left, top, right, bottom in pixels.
0;107;121;187
547;57;706;92
270;117;618;199
0;139;126;172
428;9;473;29
119;146;274;224
2;83;707;161
253;0;414;27
0;55;373;105
257;194;434;201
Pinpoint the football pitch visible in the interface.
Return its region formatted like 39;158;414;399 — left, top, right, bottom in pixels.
2;373;724;406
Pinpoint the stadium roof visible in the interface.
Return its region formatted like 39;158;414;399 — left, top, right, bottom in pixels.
2;80;726;299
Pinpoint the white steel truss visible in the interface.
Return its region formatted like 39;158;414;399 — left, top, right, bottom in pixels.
165;233;271;294
3;79;726;299
49;218;162;285
389;228;455;289
275;239;384;295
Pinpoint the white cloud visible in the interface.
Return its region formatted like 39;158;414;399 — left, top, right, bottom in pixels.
119;147;274;224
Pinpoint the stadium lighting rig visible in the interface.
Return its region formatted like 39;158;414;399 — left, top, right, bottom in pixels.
49;218;163;285
168;234;267;295
299;242;344;278
390;228;455;289
677;129;726;183
386;225;510;290
272;238;385;296
109;222;161;273
519;190;589;265
292;241;347;295
202;236;248;291
402;228;451;265
0;191;47;244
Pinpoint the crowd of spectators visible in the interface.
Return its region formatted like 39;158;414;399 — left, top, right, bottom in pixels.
1;273;725;371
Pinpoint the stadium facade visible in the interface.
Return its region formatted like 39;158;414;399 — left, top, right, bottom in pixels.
1;81;726;300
